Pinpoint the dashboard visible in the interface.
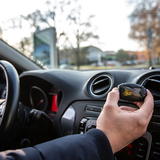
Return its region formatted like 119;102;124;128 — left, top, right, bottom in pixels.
2;68;160;159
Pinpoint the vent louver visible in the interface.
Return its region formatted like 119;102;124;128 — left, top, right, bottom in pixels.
89;74;112;97
142;75;160;101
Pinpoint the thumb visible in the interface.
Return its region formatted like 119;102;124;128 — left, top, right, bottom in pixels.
103;88;119;111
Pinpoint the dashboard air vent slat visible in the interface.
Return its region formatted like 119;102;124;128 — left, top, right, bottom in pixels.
93;77;109;85
142;76;160;101
93;84;110;95
89;74;112;97
148;79;160;84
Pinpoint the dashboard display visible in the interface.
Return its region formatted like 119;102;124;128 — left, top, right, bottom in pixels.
30;86;48;111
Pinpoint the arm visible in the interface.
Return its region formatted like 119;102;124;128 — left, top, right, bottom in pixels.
0;129;114;160
97;88;154;153
0;88;153;160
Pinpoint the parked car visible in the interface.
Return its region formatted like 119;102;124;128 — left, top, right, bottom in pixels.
91;62;104;67
122;60;133;66
59;64;74;70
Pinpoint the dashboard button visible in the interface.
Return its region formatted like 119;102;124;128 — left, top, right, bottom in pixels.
79;118;88;134
139;142;146;147
86;124;96;131
153;151;160;158
80;118;87;127
155;141;160;148
80;118;87;124
80;131;84;134
85;105;101;113
136;154;144;159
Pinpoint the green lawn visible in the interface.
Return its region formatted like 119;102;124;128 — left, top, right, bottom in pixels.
73;64;154;70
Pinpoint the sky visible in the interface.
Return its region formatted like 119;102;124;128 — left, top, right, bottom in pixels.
0;0;144;52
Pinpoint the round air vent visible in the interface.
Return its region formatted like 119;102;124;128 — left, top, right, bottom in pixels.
141;75;160;102
88;74;113;98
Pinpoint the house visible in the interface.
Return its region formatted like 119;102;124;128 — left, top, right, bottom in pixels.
59;45;117;65
128;51;149;61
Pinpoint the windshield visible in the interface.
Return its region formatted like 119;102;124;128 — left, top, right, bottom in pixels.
0;0;158;70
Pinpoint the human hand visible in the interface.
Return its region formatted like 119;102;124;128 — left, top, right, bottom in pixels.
96;87;154;153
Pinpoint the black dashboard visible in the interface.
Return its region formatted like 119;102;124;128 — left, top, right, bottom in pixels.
11;68;160;159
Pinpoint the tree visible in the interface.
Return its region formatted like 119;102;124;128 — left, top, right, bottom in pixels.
116;49;130;63
15;36;33;57
128;0;160;65
66;5;99;69
79;47;90;65
0;1;70;58
130;53;138;60
1;0;99;69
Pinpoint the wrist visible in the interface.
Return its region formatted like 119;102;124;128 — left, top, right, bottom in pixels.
86;129;114;160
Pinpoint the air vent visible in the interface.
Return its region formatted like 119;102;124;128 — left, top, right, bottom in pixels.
141;75;160;101
89;74;113;97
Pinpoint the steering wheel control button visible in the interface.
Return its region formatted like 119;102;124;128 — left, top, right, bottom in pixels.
118;83;147;102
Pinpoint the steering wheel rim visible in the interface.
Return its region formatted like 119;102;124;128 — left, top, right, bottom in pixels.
0;60;19;149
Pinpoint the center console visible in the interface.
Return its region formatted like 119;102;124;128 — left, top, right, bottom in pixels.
79;116;152;160
60;101;160;160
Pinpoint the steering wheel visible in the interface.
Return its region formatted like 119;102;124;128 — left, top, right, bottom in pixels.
0;60;19;150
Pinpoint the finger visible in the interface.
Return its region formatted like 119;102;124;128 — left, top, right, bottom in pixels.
146;108;154;124
138;90;154;118
107;87;119;102
140;90;154;112
133;101;143;108
119;106;138;112
103;88;119;111
104;88;119;108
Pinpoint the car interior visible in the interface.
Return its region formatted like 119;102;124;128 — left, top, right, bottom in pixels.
0;39;159;160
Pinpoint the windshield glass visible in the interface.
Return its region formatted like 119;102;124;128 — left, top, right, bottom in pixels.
0;0;158;70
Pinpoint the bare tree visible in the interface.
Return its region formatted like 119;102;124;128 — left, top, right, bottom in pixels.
0;0;99;69
128;0;160;65
66;6;99;69
0;0;70;57
15;36;33;57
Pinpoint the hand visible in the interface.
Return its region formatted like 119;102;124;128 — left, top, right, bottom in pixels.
96;87;154;153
